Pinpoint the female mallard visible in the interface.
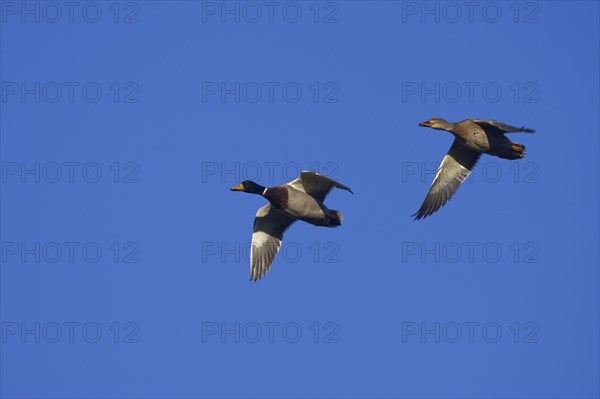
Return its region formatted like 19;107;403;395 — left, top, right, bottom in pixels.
231;171;353;281
414;117;535;220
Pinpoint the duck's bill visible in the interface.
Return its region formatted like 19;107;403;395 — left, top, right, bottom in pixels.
419;121;432;127
230;183;245;191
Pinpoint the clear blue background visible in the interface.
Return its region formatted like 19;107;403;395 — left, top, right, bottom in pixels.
1;1;599;398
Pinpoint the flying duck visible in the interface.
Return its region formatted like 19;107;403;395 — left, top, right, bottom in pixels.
231;171;353;281
414;117;535;220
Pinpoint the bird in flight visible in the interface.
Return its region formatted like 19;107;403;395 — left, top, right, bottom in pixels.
414;117;535;220
231;171;353;281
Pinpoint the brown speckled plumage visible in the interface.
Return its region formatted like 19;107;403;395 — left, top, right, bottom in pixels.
414;117;535;220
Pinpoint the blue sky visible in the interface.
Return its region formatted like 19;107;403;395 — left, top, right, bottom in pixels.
1;1;599;398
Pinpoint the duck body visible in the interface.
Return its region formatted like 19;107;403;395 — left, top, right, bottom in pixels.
231;171;352;280
414;117;535;220
423;118;529;159
451;119;526;160
263;185;341;226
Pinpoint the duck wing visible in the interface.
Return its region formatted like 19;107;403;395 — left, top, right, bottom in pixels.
251;204;296;281
413;139;481;220
287;171;353;202
471;119;535;134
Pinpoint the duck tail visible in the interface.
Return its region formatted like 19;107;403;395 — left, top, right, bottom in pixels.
512;143;526;159
327;210;343;227
500;143;526;160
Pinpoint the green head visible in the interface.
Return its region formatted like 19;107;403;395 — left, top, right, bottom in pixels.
230;180;266;195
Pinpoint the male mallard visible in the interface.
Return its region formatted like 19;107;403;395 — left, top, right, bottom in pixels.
414;117;535;220
231;171;353;281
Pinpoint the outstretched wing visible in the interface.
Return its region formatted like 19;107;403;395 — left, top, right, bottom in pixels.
287;171;353;202
471;119;535;134
250;204;295;281
413;139;481;220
